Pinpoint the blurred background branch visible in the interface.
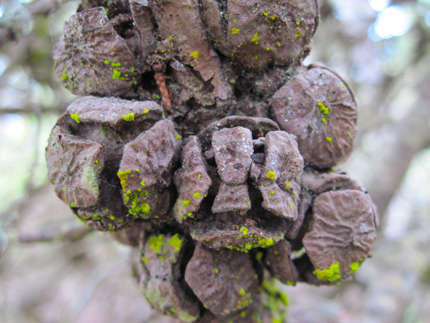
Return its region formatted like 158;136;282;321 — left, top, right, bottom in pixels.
0;0;72;49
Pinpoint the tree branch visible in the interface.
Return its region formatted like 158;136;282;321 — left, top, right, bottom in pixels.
0;0;73;50
18;225;94;243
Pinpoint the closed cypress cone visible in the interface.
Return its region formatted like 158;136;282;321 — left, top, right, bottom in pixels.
46;0;378;321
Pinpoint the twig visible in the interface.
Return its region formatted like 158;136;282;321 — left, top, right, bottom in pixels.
0;106;65;115
18;225;94;243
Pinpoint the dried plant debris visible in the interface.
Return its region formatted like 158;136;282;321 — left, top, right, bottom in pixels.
46;1;380;320
272;64;358;169
302;190;377;282
185;244;258;319
53;8;141;98
141;233;200;322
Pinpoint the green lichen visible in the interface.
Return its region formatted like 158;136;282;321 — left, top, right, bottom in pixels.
251;32;259;43
82;164;99;197
349;262;360;273
129;195;151;216
61;73;68;80
232;28;240;34
70;202;76;207
149;234;164;253
190;51;199;60
240;226;248;235
326;137;333;142
194;192;201;199
117;170;131;191
112;69;121;80
318;102;331;115
260;279;288;323
266;171;276;180
268;190;274;196
183;200;190;207
168;234;183;252
122;113;135;121
285;181;291;189
70;113;80;123
177;310;199;323
313;262;341;281
294;30;302;39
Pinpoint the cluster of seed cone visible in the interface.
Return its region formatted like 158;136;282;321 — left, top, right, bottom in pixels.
46;0;378;322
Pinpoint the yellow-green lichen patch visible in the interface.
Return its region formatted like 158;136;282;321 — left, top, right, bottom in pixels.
260;279;288;322
285;181;291;189
194;192;201;199
190;51;199;60
294;30;302;39
266;171;276;180
168;234;183;252
70;113;80;123
177;310;199;323
149;234;164;253
129;195;151;216
251;32;259;43
317;102;331;115
117;170;132;191
215;269;219;274
122;113;135;121
82;164;99;197
326;137;333;142
140;180;145;187
61;73;68;79
232;28;240;34
268;190;274;196
143;108;149;114
290;201;294;210
183;200;190;207
313;262;341;281
112;69;121;80
111;62;121;67
240;226;248;235
176;134;181;139
322;118;327;123
349;262;360;273
70;202;76;207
